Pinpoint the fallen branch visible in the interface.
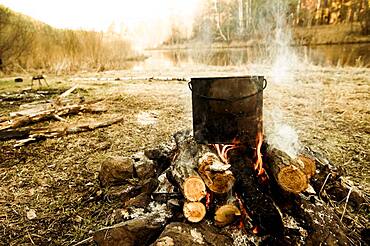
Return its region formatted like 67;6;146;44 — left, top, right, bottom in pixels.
1;103;107;131
14;116;123;147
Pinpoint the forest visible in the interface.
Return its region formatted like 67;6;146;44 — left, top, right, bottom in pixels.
166;0;370;44
0;5;135;74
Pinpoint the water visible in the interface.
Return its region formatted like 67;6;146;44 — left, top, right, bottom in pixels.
137;44;370;69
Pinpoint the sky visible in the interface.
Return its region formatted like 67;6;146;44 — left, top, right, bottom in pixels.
0;0;201;48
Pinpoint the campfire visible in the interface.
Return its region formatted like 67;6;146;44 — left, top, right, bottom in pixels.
93;76;365;245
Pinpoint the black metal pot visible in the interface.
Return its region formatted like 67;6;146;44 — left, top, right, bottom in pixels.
189;76;266;146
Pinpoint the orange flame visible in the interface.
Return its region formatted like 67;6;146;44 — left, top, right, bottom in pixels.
213;143;238;164
252;225;260;234
255;132;267;179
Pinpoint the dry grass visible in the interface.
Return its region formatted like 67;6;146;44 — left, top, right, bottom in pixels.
0;65;369;245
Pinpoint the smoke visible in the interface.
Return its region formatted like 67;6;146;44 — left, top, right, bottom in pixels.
265;109;301;158
256;1;302;156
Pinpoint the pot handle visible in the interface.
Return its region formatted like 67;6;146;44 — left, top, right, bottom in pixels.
188;78;267;102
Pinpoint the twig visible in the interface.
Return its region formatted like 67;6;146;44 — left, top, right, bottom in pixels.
59;84;78;98
340;187;353;222
71;236;93;246
319;173;331;198
27;232;36;245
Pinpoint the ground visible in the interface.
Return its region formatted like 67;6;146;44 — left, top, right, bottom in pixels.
0;65;369;245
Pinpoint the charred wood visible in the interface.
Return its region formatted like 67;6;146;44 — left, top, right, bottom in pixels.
229;149;284;236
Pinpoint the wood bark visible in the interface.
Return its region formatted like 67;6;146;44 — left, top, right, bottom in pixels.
198;152;235;194
303;147;366;211
0;103;106;131
170;132;207;202
265;147;311;194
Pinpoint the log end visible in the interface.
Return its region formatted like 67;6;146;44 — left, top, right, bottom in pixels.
214;204;241;227
183;202;206;223
208;171;235;194
298;155;316;178
277;166;308;194
183;176;207;202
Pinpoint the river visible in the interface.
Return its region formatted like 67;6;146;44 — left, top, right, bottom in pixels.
135;43;369;70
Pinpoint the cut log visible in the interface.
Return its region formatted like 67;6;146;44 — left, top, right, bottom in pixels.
214;204;241;227
265;147;310;194
183;176;207;202
198;152;235;194
183;202;206;223
170;132;207;202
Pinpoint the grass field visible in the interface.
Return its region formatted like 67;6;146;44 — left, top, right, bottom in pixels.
0;65;369;245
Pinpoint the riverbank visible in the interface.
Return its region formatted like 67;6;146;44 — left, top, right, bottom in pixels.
154;23;370;50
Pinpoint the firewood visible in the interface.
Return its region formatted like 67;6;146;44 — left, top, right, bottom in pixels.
94;204;172;246
170;132;207;201
183;176;207;202
183;201;206;223
303;147;366;210
229;150;284;235
214;204;241;227
198;152;235;194
265;148;310;194
298;154;316;178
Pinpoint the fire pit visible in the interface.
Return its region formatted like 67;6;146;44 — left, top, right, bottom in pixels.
92;77;366;245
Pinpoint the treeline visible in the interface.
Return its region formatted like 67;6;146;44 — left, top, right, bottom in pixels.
0;5;135;74
165;0;370;44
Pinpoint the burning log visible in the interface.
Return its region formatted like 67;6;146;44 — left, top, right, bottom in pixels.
198;152;235;194
183;201;206;223
229;150;284;236
265;147;313;194
170;132;207;202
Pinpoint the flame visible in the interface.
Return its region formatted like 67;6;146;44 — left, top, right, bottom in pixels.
252;225;260;234
213;144;238;164
255;132;268;181
212;138;240;164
